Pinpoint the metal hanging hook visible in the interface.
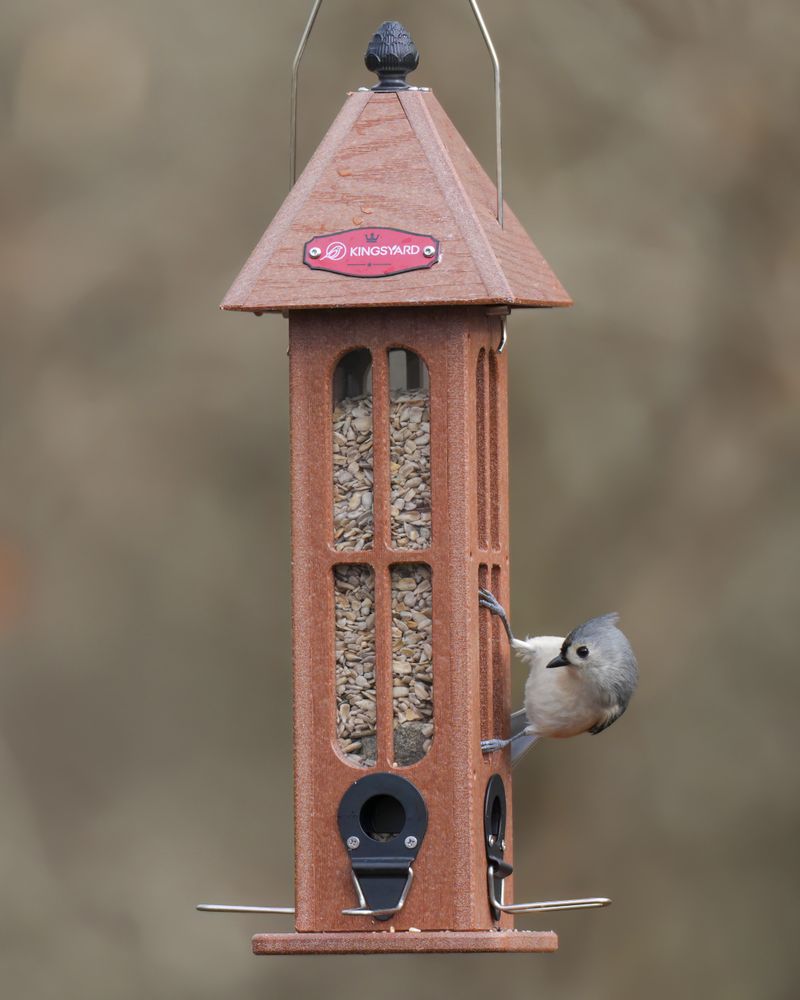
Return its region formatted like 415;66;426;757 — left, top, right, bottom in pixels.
466;0;503;227
290;0;324;188
289;1;504;229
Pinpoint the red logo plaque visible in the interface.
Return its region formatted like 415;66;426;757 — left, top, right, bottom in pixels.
303;227;440;278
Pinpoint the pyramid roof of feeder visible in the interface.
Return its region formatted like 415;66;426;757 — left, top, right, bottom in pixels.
222;89;571;312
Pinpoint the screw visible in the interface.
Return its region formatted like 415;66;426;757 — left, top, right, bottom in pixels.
309;246;322;258
487;834;495;846
423;246;436;258
404;836;418;849
346;836;360;850
500;839;506;851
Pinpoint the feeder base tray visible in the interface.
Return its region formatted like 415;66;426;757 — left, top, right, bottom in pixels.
252;930;558;955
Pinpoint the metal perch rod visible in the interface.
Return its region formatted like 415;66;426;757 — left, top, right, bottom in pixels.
197;904;295;914
487;866;612;914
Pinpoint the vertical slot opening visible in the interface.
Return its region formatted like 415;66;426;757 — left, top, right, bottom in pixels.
491;565;507;738
391;563;433;765
476;349;488;549
334;564;376;767
389;349;431;550
478;563;491;741
333;350;373;552
489;350;500;550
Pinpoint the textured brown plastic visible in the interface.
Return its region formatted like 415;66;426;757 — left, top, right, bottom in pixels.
252;930;558;955
255;305;532;954
222;90;571;312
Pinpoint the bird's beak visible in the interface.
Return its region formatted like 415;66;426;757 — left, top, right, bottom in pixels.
546;654;569;669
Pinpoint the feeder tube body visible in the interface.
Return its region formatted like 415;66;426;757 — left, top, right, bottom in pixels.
288;307;513;932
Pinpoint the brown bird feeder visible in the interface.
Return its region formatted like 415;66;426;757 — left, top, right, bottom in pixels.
199;7;610;955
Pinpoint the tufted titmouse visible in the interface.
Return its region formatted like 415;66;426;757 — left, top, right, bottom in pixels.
478;588;639;762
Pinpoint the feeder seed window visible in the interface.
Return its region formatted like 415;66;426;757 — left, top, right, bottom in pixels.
333;349;374;552
334;348;434;769
335;564;377;766
389;349;431;551
391;563;433;765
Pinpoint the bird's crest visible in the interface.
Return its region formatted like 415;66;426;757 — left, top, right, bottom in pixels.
568;612;620;642
588;612;620;629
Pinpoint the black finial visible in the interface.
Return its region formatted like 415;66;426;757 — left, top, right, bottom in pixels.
364;21;419;91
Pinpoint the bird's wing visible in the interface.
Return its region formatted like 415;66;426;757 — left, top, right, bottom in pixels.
510;708;528;738
588;703;627;735
509;708;539;766
511;732;539;766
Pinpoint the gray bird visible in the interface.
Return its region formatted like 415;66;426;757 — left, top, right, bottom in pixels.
478;588;639;762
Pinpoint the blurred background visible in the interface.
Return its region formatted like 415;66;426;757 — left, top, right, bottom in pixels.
2;1;798;997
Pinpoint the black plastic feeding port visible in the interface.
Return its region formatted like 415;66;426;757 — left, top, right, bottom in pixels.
484;774;512;921
338;773;428;920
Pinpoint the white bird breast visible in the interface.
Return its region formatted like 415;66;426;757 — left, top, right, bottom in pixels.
513;636;604;739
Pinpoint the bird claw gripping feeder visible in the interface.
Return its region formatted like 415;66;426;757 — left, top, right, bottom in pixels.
198;4;610;955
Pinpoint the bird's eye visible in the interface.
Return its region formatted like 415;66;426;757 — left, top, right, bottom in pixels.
576;645;589;659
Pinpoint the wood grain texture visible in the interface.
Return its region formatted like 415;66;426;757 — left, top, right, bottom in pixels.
289;308;518;938
251;930;559;955
222;91;570;312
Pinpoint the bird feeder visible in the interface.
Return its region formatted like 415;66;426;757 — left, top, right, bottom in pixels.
200;7;610;955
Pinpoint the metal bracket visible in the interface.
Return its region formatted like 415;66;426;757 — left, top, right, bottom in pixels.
485;307;510;352
289;1;504;228
497;316;508;353
342;867;415;918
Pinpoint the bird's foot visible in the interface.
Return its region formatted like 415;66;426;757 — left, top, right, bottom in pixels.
478;587;505;617
481;738;511;754
478;588;514;643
